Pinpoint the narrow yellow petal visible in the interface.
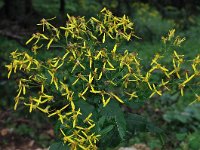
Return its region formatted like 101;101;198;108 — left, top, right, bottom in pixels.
47;38;53;49
110;93;124;103
112;44;117;54
26;36;34;45
72;78;79;86
104;97;111;107
102;33;106;43
81;87;88;95
97;72;103;80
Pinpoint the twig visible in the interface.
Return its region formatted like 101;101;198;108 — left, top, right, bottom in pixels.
0;30;24;41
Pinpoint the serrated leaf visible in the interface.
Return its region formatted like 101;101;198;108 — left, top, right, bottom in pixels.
98;116;106;128
99;125;114;136
54;121;62;137
100;101;127;140
115;114;126;140
100;100;121;117
126;113;147;132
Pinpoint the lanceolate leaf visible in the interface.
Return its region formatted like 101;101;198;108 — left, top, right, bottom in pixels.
100;100;127;140
99;124;114;136
126;113;147;132
115;114;126;140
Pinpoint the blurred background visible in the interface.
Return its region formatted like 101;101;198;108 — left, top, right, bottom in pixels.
0;0;200;149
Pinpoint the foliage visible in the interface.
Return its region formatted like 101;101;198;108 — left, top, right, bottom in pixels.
5;8;200;149
32;0;102;18
131;3;175;41
65;0;101;17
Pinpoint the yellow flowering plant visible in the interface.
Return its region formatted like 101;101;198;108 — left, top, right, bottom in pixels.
5;8;200;149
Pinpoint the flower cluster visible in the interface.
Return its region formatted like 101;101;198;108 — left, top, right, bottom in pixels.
6;8;200;149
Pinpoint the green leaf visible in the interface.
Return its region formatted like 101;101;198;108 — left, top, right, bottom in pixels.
54;121;62;137
185;104;200;121
100;100;121;117
188;132;200;150
115;114;126;140
49;142;69;150
125;100;144;110
100;100;127;140
147;123;163;134
163;111;191;123
98;116;106;128
146;123;164;145
99;125;114;136
126;113;147;132
176;133;187;141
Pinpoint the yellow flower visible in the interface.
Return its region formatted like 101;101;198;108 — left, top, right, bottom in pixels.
47;38;54;49
39;93;54;103
90;85;101;94
182;74;195;85
111;44;117;55
72;108;82;128
142;72;152;90
81;87;89;96
84;113;93;124
87;124;95;130
37;106;50;114
78;93;86;100
125;91;138;100
159;79;170;91
102;33;106;43
97;72;103;80
103;62;116;71
178;74;195;96
109;92;124;103
26;33;48;45
168;29;175;40
151;54;162;65
173;36;186;47
60;129;75;144
85;49;93;69
72;78;80;86
14;96;20;110
161;36;168;44
60;82;71;96
149;84;162;98
48;70;59;90
37;17;56;32
48;104;69;117
91;17;100;23
71;60;85;73
5;64;13;79
173;50;184;60
62;51;70;60
94;51;102;60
